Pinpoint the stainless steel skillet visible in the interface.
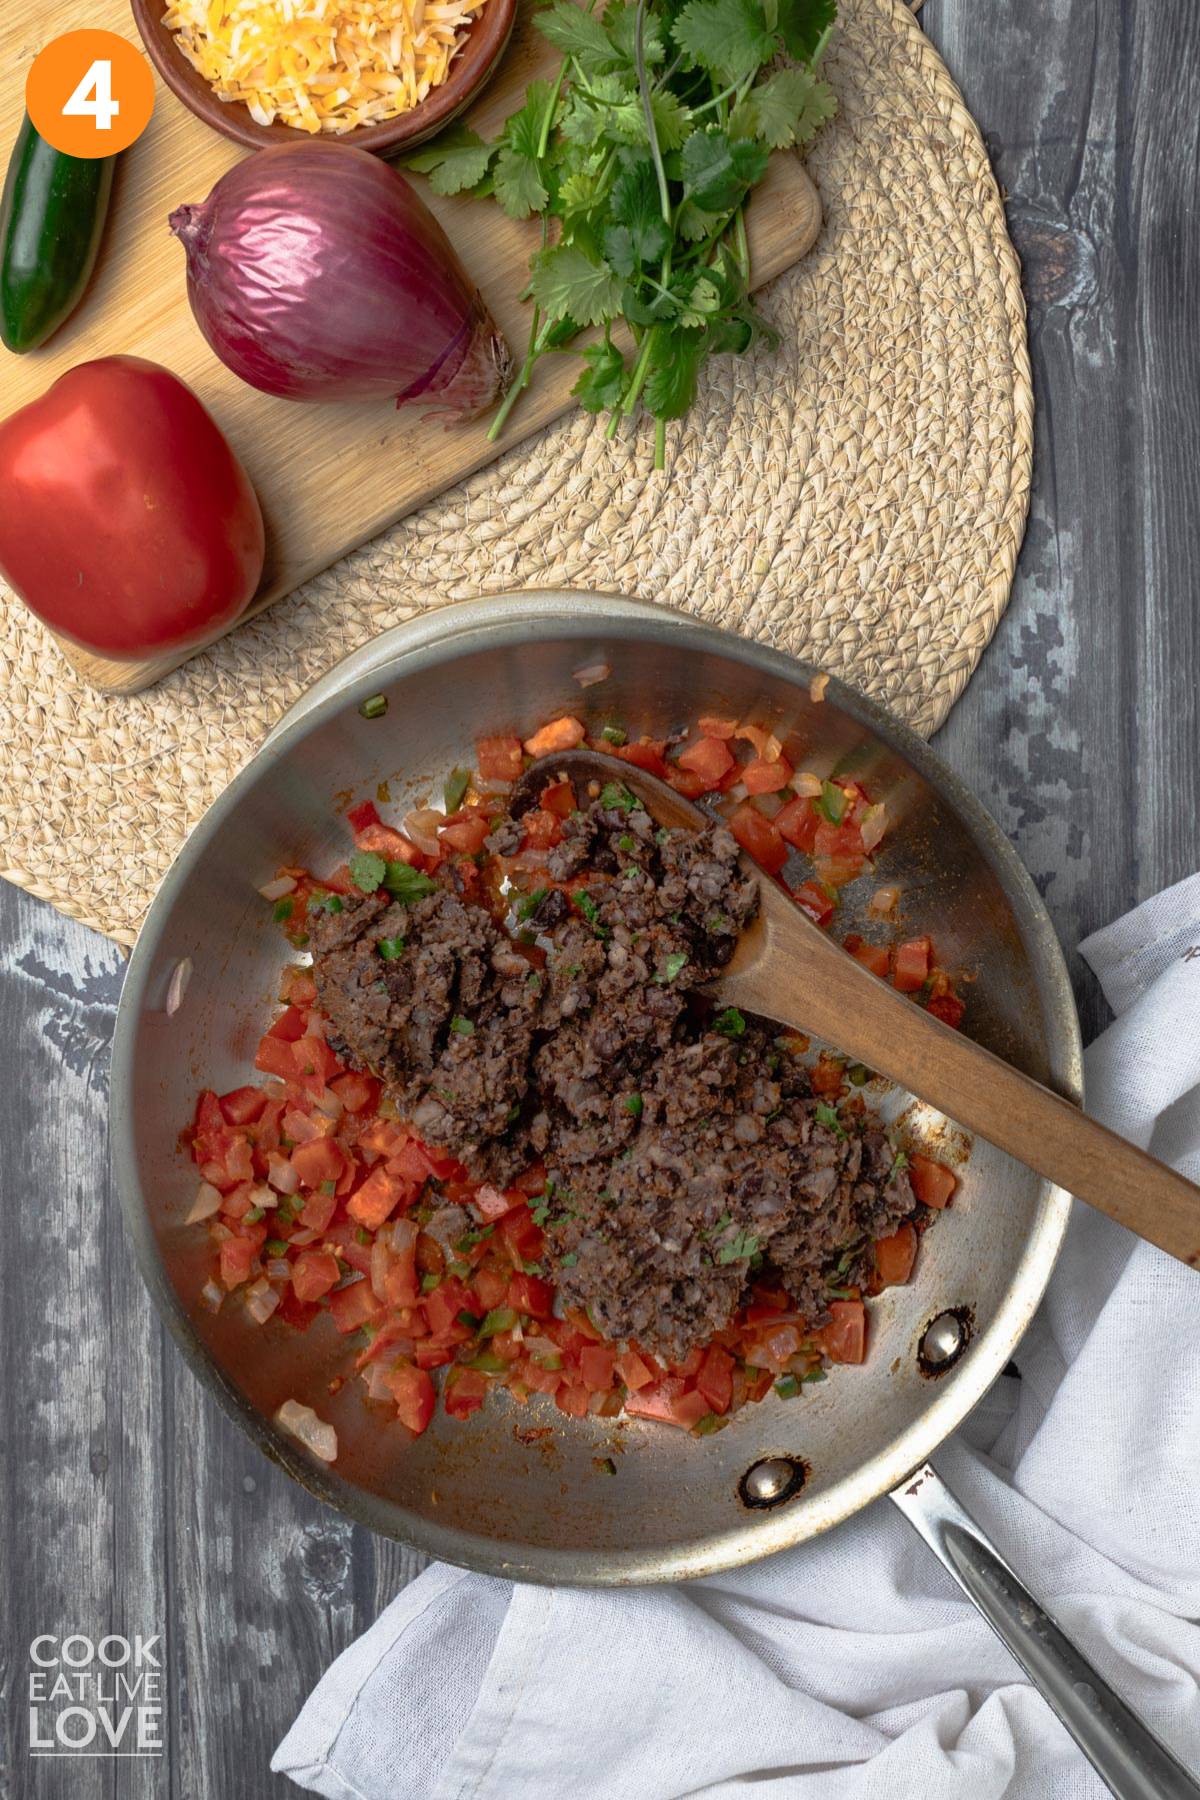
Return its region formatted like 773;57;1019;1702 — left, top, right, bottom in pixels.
109;591;1198;1797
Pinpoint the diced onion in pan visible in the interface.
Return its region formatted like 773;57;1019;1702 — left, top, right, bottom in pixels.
245;1277;280;1325
258;876;297;901
187;1181;223;1223
276;1399;338;1463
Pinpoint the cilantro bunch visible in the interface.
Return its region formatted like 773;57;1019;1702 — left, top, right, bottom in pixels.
407;0;836;468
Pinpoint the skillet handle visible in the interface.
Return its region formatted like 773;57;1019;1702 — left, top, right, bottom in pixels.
889;1464;1200;1800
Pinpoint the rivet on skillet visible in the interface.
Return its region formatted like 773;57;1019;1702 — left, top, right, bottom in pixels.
918;1306;973;1378
739;1456;808;1510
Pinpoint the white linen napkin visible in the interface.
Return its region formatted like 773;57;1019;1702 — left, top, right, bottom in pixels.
274;875;1200;1800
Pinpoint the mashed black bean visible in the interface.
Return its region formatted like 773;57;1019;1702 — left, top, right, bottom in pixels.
311;794;916;1363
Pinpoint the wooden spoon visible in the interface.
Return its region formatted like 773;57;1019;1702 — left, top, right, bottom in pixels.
513;749;1200;1268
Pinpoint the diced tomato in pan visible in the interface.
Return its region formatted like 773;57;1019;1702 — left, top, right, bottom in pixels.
297;1187;338;1233
742;755;793;794
388;1363;436;1435
812;1299;866;1364
523;717;585;757
472;1266;510;1311
695;1344;735;1414
539;779;577;818
774;795;820;853
615;1348;654;1391
219;1235;258;1290
347;1165;410;1231
623;1380;711;1429
476;735;524;782
521;808;562;852
497;1206;545;1268
579;1344;617;1391
791;880;834;925
219;1086;268;1127
506;1272;555;1319
909;1154;957;1209
330;1071;381;1114
609;738;670;779
347;800;380;834
290;1137;347;1191
729;802;787;875
440;812;490;855
893;937;933;992
444;1367;489;1419
329;1277;384;1334
874;1222;918;1285
676;735;735;788
291;1249;341;1302
254;1035;298;1081
843;934;891;978
423;1279;475;1341
356;822;424;863
664;765;709;799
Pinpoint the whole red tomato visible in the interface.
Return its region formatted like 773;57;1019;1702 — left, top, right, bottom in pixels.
0;355;265;658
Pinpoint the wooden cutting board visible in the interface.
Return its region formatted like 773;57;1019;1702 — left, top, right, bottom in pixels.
0;1;821;693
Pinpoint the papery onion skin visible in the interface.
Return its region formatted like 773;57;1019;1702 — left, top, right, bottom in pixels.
169;143;512;418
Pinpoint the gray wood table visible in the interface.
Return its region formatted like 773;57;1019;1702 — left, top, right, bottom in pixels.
2;2;1197;1793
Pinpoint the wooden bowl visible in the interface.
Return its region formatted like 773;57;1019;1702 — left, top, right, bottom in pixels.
130;0;517;155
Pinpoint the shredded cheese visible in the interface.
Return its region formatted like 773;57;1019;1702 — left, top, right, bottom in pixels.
162;0;490;134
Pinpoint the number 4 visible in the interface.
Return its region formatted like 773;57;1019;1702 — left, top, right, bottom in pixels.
63;59;120;130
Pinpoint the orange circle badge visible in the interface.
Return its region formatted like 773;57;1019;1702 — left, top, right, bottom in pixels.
26;29;155;158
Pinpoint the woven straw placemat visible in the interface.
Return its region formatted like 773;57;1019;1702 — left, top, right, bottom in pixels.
0;0;1030;949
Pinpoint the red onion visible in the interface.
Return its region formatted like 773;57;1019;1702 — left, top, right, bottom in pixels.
169;143;511;418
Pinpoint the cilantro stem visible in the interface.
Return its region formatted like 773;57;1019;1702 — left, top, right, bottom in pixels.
732;204;750;284
537;65;566;160
488;307;554;442
621;326;657;416
634;0;671;229
654;417;667;469
690;78;744;119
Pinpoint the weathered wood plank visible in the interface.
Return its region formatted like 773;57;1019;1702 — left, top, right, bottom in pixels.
928;0;1200;1044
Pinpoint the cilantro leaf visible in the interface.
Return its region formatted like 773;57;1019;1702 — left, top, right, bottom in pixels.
815;1100;848;1139
644;326;706;419
492;80;556;217
494;147;549;218
405;125;497;195
775;0;837;62
349;851;387;893
647;89;693;152
674;197;723;242
604;0;666;65
381;863;438;903
573;339;627;413
730;66;837;148
535;0;620;69
602;160;671;273
530;245;622;325
681;129;769;211
716;1228;759;1264
672;0;776;81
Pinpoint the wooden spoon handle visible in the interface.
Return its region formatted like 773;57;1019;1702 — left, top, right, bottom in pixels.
721;897;1200;1268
